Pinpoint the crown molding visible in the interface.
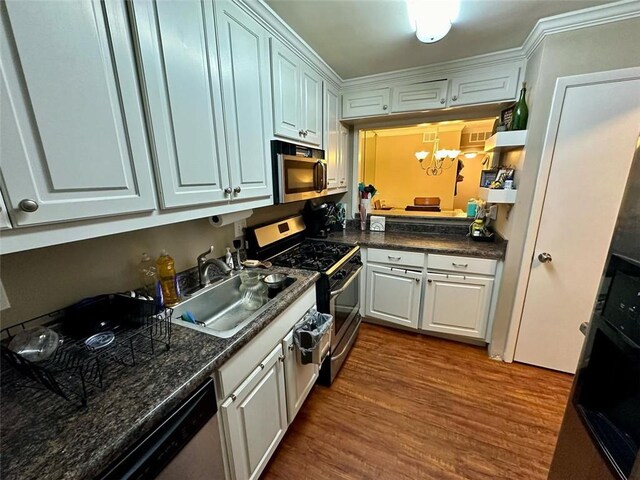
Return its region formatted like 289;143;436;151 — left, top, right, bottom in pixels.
522;0;640;58
236;0;342;88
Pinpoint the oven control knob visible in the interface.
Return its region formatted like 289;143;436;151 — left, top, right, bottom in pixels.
334;270;346;280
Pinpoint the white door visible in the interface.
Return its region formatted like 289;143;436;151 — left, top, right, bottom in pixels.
449;64;520;107
514;72;640;373
221;344;287;480
215;0;273;202
365;264;422;328
270;39;302;142
324;85;340;189
391;80;448;113
300;65;323;147
0;0;156;226
342;88;390;119
422;273;493;339
283;330;318;424
131;0;230;209
339;124;349;189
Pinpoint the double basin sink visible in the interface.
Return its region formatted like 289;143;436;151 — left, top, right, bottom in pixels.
172;272;296;338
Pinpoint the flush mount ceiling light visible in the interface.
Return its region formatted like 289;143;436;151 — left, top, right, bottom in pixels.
407;0;460;43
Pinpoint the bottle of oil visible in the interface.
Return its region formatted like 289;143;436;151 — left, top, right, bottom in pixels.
156;250;179;307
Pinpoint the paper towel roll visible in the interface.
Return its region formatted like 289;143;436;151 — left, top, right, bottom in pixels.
209;209;253;228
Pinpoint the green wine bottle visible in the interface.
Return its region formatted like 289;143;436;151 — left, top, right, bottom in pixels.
511;82;528;130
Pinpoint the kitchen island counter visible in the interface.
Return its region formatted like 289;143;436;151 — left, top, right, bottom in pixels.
0;268;319;480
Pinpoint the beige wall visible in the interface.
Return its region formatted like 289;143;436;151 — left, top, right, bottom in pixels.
0;194;348;329
489;17;640;357
373;131;461;210
362;133;377;185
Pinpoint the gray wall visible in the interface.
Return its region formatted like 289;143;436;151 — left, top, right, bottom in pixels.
489;17;640;357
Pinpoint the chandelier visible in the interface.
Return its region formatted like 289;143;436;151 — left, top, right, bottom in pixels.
415;137;460;176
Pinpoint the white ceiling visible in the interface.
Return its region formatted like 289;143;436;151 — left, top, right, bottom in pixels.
265;0;616;79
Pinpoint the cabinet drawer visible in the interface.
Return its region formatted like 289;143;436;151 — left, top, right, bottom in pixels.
368;248;425;268
391;80;448;113
428;254;496;276
341;88;390;119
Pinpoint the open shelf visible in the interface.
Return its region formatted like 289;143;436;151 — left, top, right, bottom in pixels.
484;130;527;153
478;188;517;204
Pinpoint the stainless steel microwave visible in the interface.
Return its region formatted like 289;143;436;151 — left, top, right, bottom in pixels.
272;140;327;204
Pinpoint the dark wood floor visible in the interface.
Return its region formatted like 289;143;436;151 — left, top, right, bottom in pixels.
262;323;573;480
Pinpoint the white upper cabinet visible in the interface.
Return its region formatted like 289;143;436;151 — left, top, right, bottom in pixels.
324;85;340;189
131;0;229;209
449;64;521;107
338;124;349;188
422;273;494;339
0;0;156;226
342;88;390;119
270;39;323;147
214;0;273;201
391;80;448;113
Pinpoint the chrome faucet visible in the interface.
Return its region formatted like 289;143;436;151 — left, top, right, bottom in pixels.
197;246;232;287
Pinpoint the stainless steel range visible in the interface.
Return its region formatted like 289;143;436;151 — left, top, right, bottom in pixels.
246;215;362;385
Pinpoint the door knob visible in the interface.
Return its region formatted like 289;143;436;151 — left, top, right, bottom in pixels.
224;187;232;195
451;95;458;101
382;104;388;110
233;187;241;194
440;98;445;104
19;199;39;212
538;252;553;263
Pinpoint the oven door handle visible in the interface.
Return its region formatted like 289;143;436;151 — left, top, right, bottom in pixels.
331;316;361;362
330;265;363;298
314;161;324;193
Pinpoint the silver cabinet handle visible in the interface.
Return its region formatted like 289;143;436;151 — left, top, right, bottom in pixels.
19;199;39;212
233;187;241;194
452;262;468;268
278;355;285;362
451;95;458;101
224;187;232;195
388;255;401;261
260;363;265;369
538;252;553;263
288;343;294;351
231;393;237;401
440;98;445;104
427;279;433;283
303;129;309;137
382;104;388;110
298;129;305;136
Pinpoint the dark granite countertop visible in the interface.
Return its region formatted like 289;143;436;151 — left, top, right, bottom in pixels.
0;268;319;480
326;230;507;260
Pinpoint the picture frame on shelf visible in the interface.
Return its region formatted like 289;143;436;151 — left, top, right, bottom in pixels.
500;105;515;131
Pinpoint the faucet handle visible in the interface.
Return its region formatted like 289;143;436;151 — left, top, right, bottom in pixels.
198;245;215;261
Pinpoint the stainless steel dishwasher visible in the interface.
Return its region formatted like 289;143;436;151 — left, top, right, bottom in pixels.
98;378;226;479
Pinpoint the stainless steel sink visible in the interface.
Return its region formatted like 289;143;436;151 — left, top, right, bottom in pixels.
172;273;296;338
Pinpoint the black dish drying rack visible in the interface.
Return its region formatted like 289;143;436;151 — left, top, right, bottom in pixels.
1;295;173;407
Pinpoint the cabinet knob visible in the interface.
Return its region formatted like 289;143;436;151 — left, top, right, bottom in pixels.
538;252;553;264
451;95;458;101
440;98;445;104
231;393;237;401
233;187;241;194
427;279;432;283
260;363;265;369
288;344;295;351
382;104;388;110
298;129;305;136
303;130;309;137
278;354;285;362
19;199;39;213
224;187;232;195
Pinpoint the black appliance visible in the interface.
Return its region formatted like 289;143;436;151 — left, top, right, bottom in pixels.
271;140;327;204
246;215;361;385
98;378;225;479
549;146;640;480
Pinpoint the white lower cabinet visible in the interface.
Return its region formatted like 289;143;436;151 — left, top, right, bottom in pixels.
421;273;494;339
365;264;422;329
221;343;288;480
283;330;318;424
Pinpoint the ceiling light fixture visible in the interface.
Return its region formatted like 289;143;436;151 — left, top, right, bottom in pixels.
407;0;460;44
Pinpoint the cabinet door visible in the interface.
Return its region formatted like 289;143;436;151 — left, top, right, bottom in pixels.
271;39;302;141
0;191;12;230
324;85;340;189
300;65;323;147
365;264;422;329
215;0;273;201
342;88;391;119
131;0;229;209
283;330;318;424
1;0;156;227
338;124;349;189
449;65;521;107
221;343;287;480
391;80;448;113
422;273;494;339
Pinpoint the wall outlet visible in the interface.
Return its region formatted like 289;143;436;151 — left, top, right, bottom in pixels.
488;205;498;220
234;219;247;238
